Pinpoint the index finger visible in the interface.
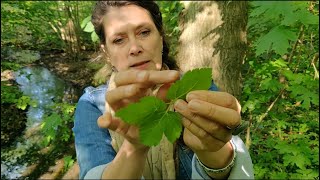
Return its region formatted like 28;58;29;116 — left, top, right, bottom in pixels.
114;70;180;87
186;90;241;113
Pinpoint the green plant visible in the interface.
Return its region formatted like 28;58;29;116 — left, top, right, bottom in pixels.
1;81;36;110
1;1;94;52
40;102;76;146
242;1;319;178
157;1;184;57
81;15;99;43
1;62;22;71
63;155;75;171
116;68;212;146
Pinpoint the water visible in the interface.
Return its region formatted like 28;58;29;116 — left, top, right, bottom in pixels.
1;66;80;179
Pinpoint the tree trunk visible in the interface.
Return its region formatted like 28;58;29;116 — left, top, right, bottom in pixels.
177;1;248;99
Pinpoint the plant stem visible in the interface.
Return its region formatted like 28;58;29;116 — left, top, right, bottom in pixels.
252;88;285;133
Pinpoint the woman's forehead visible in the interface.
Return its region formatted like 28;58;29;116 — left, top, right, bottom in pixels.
103;5;155;36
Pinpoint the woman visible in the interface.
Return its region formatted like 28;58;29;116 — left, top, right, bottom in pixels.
73;1;254;179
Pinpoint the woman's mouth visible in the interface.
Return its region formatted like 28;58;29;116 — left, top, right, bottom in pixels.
130;60;150;70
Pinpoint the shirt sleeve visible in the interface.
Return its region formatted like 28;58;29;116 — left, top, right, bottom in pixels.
191;136;254;179
72;93;116;179
84;163;109;179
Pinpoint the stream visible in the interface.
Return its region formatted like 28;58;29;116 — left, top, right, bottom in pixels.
1;66;81;179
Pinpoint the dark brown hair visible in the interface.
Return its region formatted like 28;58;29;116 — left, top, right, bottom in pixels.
91;1;178;70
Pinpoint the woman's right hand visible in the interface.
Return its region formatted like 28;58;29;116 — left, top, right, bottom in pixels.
97;69;179;150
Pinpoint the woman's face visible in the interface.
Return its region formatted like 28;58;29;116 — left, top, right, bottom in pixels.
102;5;163;71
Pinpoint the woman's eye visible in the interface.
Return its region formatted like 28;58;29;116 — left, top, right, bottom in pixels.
113;38;124;44
140;30;150;37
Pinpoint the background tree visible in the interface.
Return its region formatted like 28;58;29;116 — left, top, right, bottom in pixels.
177;1;248;99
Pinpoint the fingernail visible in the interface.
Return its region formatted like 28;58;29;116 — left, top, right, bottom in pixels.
174;100;186;111
186;93;197;102
169;71;178;78
189;100;201;111
137;71;147;81
98;115;110;128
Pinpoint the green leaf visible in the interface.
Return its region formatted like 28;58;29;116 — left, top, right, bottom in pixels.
297;10;319;25
283;154;296;167
255;26;297;56
63;155;74;170
91;31;99;42
242;99;261;113
295;91;318;110
275;142;295;155
281;69;294;80
281;11;300;26
139;111;165;146
166;68;212;100
163;111;182;142
115;68;212;146
41;112;63;141
294;169;318;179
16;95;31;110
116;96;169;146
115;96;167;126
250;1;298;20
116;96;183;146
287;85;306;97
293;154;310;169
83;21;94;33
270;59;288;68
81;16;91;29
260;78;282;92
270;171;287;180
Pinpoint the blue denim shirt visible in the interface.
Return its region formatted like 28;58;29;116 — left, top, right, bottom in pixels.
73;81;254;179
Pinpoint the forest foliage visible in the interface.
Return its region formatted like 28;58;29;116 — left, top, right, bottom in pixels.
1;1;319;179
243;1;319;179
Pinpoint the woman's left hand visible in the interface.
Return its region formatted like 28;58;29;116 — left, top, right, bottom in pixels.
173;90;241;153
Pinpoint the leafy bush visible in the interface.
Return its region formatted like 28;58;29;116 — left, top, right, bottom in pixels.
157;1;184;57
1;1;94;51
242;1;319;178
40;102;76;146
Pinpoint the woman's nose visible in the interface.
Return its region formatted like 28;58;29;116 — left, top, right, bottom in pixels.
129;40;143;56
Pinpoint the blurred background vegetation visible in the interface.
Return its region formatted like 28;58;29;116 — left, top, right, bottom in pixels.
1;1;318;179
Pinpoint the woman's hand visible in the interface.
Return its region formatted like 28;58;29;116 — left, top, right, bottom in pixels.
98;69;180;150
174;90;241;174
174;90;241;152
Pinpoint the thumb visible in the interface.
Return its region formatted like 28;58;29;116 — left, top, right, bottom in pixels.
97;112;120;130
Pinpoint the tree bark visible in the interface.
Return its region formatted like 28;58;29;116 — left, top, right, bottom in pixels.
177;1;248;99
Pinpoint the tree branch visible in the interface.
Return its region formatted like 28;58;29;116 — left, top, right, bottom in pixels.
252;25;308;133
288;25;304;65
245;114;252;149
311;53;319;79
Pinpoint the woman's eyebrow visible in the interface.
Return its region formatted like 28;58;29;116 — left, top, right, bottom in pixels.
109;22;153;38
135;22;152;30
